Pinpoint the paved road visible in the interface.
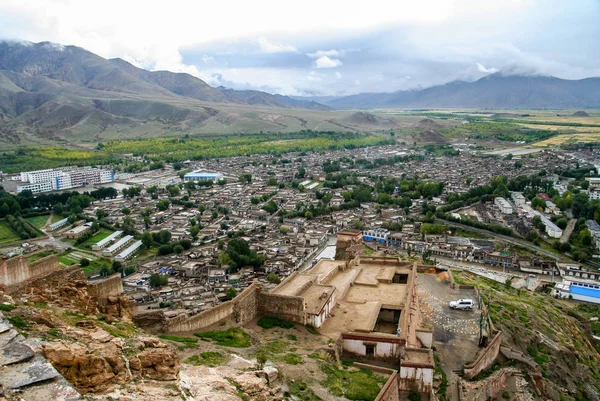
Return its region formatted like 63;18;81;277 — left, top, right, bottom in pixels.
438;218;559;260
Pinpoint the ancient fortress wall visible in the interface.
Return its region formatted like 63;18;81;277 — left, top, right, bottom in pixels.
0;255;60;288
168;283;261;333
463;331;503;379
258;292;306;325
87;273;124;300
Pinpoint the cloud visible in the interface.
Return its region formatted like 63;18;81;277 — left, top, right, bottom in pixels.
256;37;297;53
308;49;345;58
335;72;342;79
476;63;498;74
314;56;343;69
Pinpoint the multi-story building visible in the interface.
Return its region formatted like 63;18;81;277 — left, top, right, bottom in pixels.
17;167;114;193
183;171;224;182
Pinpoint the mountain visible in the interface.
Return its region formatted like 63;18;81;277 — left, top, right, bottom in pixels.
326;74;600;109
0;41;332;145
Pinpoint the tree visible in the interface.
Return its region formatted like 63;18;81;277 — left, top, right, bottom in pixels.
143;215;152;229
157;200;170;211
141;232;153;248
158;229;172;244
149;273;168;288
525;230;540;243
296;166;306;179
531;197;546;211
96;209;107;219
158;244;173;255
52;203;64;215
121;207;131;215
267;272;281;284
112;261;122;272
68;214;77;223
218;252;234;267
190;225;199;240
173;244;184;254
267;177;278;186
80;258;90;267
580;229;593;246
226;287;237;300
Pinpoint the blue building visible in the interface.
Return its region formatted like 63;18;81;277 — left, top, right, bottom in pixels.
183;171;224;183
362;228;390;244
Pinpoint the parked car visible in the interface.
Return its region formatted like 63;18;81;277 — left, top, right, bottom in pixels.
448;299;474;310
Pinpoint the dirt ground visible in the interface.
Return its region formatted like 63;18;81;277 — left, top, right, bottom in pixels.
417;273;482;401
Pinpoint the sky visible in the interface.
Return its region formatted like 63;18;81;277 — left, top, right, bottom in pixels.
1;0;599;97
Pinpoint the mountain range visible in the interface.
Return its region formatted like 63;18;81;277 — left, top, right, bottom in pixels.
0;40;599;147
322;74;600;109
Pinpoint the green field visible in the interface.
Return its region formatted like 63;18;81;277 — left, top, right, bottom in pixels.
25;215;50;229
50;214;65;224
57;250;111;275
0;221;20;244
78;228;113;249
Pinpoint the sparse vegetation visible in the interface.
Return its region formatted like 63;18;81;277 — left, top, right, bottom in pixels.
194;327;251;348
257;316;294;329
321;362;387;401
185;351;228;367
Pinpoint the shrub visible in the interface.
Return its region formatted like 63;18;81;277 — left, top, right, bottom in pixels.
194;327;251;347
257;316;294;329
80;258;90;267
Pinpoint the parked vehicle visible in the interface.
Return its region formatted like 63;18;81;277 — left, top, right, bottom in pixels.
448;299;474;310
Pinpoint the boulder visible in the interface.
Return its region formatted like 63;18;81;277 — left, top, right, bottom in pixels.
134;348;179;381
262;366;278;385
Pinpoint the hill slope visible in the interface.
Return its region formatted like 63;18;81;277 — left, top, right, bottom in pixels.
327;74;600;109
0;41;332;145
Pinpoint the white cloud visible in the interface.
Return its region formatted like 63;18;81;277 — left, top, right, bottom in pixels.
476;62;499;74
335;72;342;79
202;54;215;64
256;37;296;53
314;56;343;69
308;49;345;58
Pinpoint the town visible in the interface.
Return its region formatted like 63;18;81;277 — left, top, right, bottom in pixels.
1;140;600;401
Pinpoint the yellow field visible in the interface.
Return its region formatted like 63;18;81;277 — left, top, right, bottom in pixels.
532;133;600;147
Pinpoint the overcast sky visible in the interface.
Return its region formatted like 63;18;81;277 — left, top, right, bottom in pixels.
1;0;599;96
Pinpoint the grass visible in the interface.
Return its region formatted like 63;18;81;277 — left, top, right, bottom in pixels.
8;316;28;330
306;325;320;335
0;303;17;312
25;215;50;229
283;353;303;365
194;327;251;348
185;351;228;367
321;363;387;401
159;334;199;344
0;221;21;244
257;316;294;329
287;380;323;401
77;228;113;249
26;249;56;262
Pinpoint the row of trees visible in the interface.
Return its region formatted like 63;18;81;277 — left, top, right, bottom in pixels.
5;215;39;239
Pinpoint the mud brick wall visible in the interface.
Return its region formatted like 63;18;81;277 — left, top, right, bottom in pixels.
87;273;124;301
375;371;399;401
463;331;503;379
233;283;260;325
167;283;261;333
0;255;60;288
258;292;306;325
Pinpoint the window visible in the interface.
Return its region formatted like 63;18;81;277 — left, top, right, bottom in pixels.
365;344;375;357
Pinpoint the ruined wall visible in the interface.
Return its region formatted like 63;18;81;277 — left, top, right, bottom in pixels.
133;310;168;333
87;274;124;301
0;255;60;288
463;331;503;380
169;301;235;333
258;292;306;325
375;371;400;401
167;283;261;333
459;368;517;401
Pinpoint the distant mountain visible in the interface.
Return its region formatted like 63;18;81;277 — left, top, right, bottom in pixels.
0;41;333;145
326;74;600;109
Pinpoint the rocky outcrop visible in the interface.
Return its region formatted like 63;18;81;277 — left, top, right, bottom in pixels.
42;331;179;393
42;339;129;393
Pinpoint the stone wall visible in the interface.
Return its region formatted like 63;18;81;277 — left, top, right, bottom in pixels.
167;283;261;333
463;331;503;380
258;292;306;325
87;274;124;301
459;368;518;401
0;255;60;289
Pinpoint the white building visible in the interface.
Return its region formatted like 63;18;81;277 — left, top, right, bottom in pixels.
17;167;114;193
510;192;526;206
494;197;513;214
533;211;562;239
